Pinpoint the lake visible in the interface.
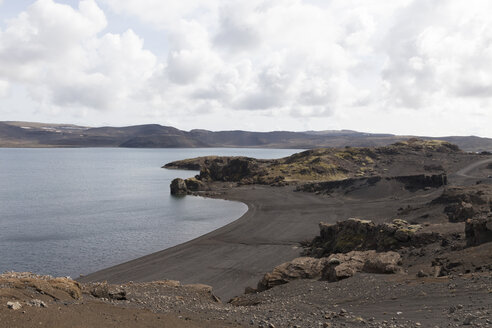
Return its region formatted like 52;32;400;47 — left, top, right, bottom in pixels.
0;148;301;277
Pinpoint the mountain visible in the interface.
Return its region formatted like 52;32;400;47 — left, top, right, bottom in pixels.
1;121;491;152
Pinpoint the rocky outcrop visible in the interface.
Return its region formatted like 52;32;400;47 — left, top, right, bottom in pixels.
444;202;476;222
198;157;266;183
183;177;207;191
307;218;439;257
256;257;330;291
88;282;127;300
433;185;491;206
432;185;492;222
170;178;187;195
170;177;208;195
256;251;402;292
465;216;492;246
324;251;402;282
0;272;81;300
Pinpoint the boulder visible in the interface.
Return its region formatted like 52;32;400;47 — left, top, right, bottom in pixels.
465;216;492;246
362;251;402;274
7;301;21;310
170;178;187;195
322;252;367;281
323;251;402;282
89;282;127;300
257;251;402;291
257;257;329;292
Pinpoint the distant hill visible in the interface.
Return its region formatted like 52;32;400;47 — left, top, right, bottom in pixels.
1;121;491;152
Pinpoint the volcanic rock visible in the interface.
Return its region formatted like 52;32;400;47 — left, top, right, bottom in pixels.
257;251;402;291
257;257;329;291
308;218;437;257
199;157;263;182
89;282;127;300
170;178;187;195
432;185;492;222
465;216;492;246
184;177;206;191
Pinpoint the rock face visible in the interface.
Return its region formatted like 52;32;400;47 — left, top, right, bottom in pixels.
465;216;492;246
170;177;208;195
170;178;187;195
308;218;438;257
199;157;264;182
183;177;206;191
444;202;476;222
257;251;402;291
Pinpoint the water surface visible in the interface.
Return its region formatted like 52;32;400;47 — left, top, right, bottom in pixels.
0;148;301;277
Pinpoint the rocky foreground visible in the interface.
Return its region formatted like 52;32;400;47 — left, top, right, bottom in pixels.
4;139;492;327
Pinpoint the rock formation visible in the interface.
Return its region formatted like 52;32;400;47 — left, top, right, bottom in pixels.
432;185;492;222
465;215;492;246
256;250;402;292
170;178;187;195
307;218;439;257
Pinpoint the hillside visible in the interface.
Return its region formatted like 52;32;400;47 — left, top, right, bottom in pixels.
1;121;492;152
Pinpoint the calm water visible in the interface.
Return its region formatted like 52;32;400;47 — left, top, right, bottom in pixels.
0;148;301;277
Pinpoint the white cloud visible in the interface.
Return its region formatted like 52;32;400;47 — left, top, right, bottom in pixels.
0;0;157;112
0;0;491;137
0;80;9;98
100;0;218;29
382;0;492;110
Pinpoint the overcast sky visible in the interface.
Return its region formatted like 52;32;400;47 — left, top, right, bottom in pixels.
0;0;491;136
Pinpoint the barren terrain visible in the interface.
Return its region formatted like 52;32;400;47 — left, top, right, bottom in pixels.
3;140;492;327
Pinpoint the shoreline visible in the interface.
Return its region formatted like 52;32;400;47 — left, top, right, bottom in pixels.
79;154;492;301
78;182;441;300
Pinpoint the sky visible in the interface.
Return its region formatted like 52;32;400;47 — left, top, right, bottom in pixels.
0;0;491;137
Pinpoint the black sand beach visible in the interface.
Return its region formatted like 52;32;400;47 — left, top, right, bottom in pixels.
79;155;492;301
